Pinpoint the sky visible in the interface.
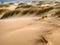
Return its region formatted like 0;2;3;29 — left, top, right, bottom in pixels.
0;0;59;2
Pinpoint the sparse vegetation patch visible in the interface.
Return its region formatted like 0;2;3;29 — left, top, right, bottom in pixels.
0;4;10;7
22;9;29;15
54;10;60;17
1;10;15;19
37;6;54;15
0;9;10;14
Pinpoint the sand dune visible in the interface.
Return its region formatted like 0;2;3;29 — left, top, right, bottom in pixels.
0;16;60;45
0;2;60;45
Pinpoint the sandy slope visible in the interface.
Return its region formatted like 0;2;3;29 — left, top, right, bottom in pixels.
0;2;60;45
0;16;60;45
0;17;37;33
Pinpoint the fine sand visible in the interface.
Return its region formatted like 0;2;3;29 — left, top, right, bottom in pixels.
0;16;60;45
0;2;60;45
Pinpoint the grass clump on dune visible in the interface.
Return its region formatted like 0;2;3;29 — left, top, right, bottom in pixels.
0;9;10;14
1;10;15;19
35;35;48;45
55;11;60;15
37;6;54;15
23;5;33;8
55;3;60;9
22;9;29;15
14;9;21;14
54;10;60;17
8;3;14;5
29;7;38;14
18;3;27;5
0;4;10;7
44;6;54;11
16;4;33;9
1;9;21;19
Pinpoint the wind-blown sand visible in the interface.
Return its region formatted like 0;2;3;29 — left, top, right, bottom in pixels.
0;2;60;45
0;16;60;45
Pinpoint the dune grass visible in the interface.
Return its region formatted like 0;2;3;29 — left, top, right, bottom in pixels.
37;6;54;15
0;4;10;7
20;4;33;8
0;2;56;19
55;11;60;15
35;35;48;45
16;4;34;9
16;6;54;15
18;2;27;5
14;9;21;14
22;9;29;15
56;5;60;9
54;10;60;17
29;7;38;14
8;3;14;5
1;10;15;19
0;9;10;14
55;3;60;9
1;9;21;19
